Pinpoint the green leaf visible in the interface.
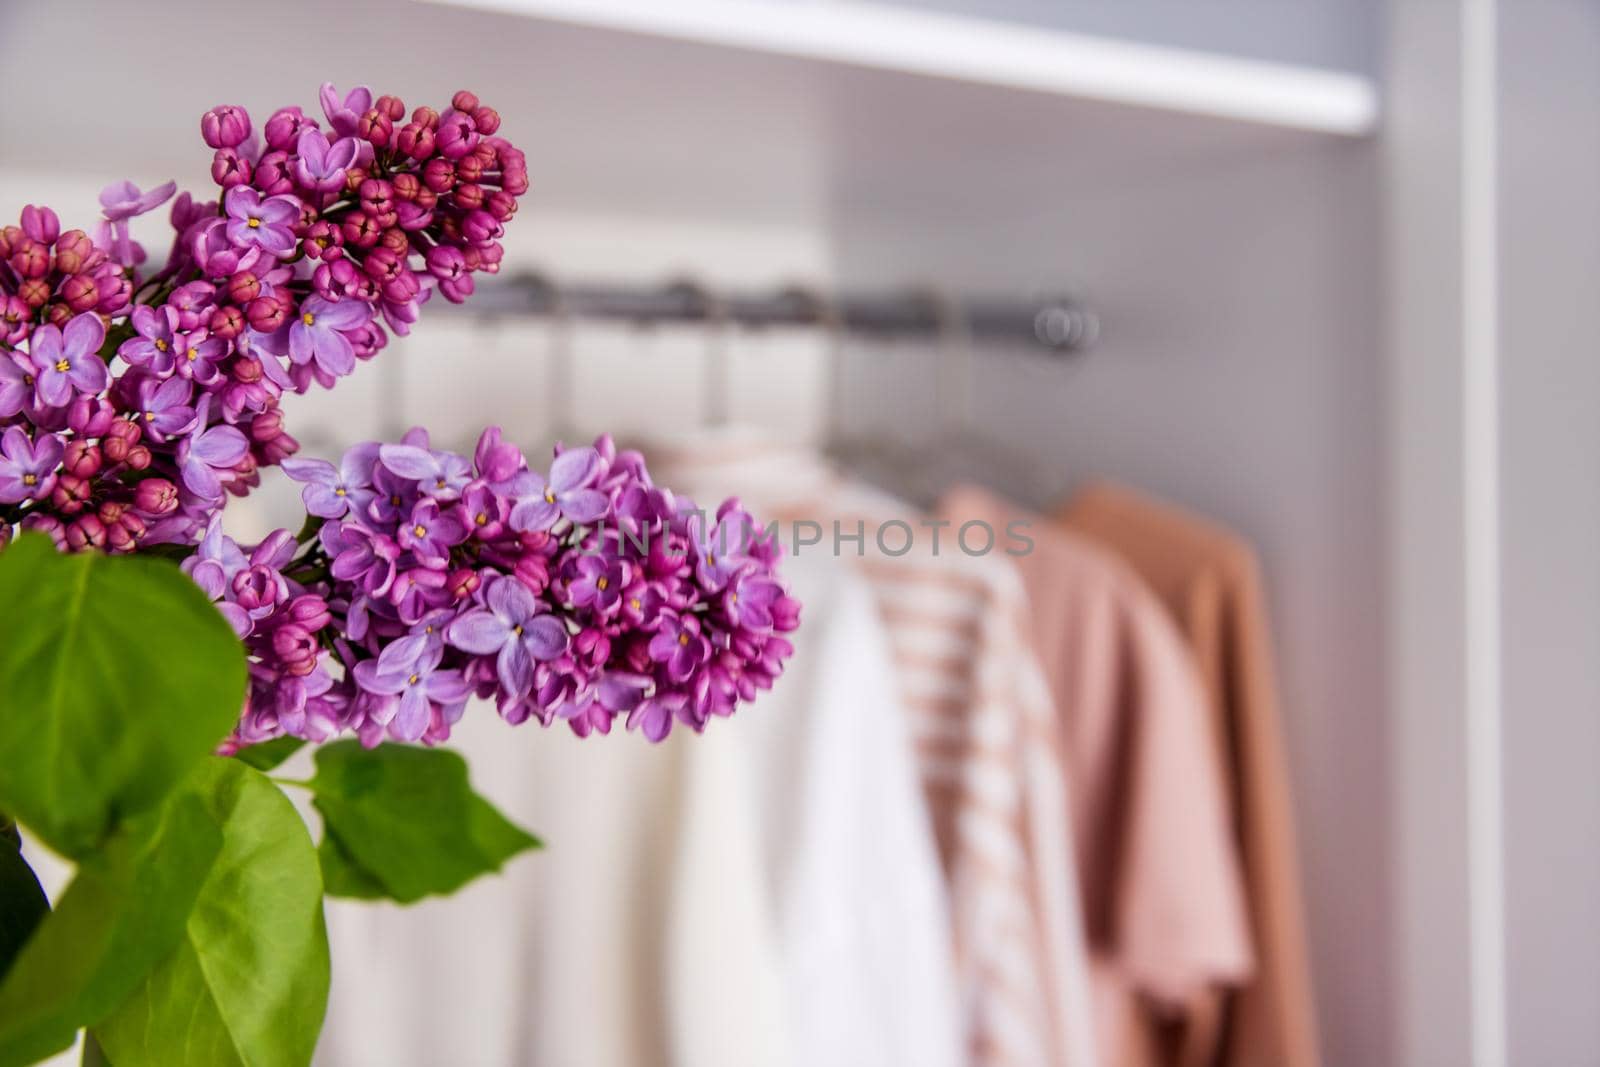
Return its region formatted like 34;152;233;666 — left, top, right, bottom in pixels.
232;736;306;772
80;1032;111;1067
310;741;540;904
0;793;223;1067
0;837;48;982
316;831;385;900
0;535;248;857
94;758;329;1067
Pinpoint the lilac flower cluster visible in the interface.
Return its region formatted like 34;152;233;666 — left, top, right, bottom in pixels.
0;81;800;749
202;428;797;749
0;83;526;553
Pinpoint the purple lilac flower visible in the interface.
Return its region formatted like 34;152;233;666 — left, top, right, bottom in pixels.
353;643;470;742
96;179;177;266
396;498;467;566
0;427;63;503
27;313;108;408
447;574;569;697
290;129;359;194
686;507;756;592
378;443;473;502
648;612;712;684
223;186;300;256
134;376;195;443
569;554;629;614
175;403;249;499
507;447;608;531
319;82;373;138
287;295;371;377
119;305;181;374
280;443;378;519
0;355;33;419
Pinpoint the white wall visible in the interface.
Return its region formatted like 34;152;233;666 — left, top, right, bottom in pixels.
1498;3;1600;1063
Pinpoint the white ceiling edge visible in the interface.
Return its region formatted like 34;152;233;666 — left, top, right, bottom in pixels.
422;0;1380;136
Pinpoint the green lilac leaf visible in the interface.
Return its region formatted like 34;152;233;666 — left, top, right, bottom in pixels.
310;741;541;904
316;830;386;900
93;758;329;1067
0;535;248;857
0;836;49;983
232;736;306;772
0;793;223;1067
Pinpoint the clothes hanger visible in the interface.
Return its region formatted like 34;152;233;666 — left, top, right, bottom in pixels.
895;287;1063;510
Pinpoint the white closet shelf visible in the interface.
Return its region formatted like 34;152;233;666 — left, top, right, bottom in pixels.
423;0;1379;136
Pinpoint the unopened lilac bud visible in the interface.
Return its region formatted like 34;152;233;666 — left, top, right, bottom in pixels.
124;444;151;471
461;209;502;246
376;228;409;259
65;515;106;551
230;352;262;383
105;512;141;551
341;213;381;250
10;239;48;279
350;275;380;304
391;201;429;233
68;395;115;436
211;148;252;189
358;178;394;215
209;305;244;339
52;473;91;514
452;90;481;113
285;594;331;632
396;122;435;161
422;158;456;193
454;183;485;212
411;105;440;130
447;567;480;601
20;204;60;244
375;94;407;122
454;154;484;183
472;106;501;135
201;105;251;149
226;271;261;305
253;150;295;197
134;477;179;516
425;245;466;281
501;166;530;196
271;624;319;676
312;258;359;302
248;407;285;442
357;109;394;147
486;190;518;222
264;106;315;152
63;440;102;478
246;295;286;332
21;513;66;549
440;275;475;303
102;420;135;462
256;429;299;466
382;272;421;305
232;564;282;612
60;274;100;313
96;273;133;315
52;229;92;274
364;246;402;284
16;278;49;309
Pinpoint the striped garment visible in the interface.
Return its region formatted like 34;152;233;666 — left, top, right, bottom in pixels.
648;435;1097;1067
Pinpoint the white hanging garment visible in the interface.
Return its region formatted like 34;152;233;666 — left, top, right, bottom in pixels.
314;524;958;1067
